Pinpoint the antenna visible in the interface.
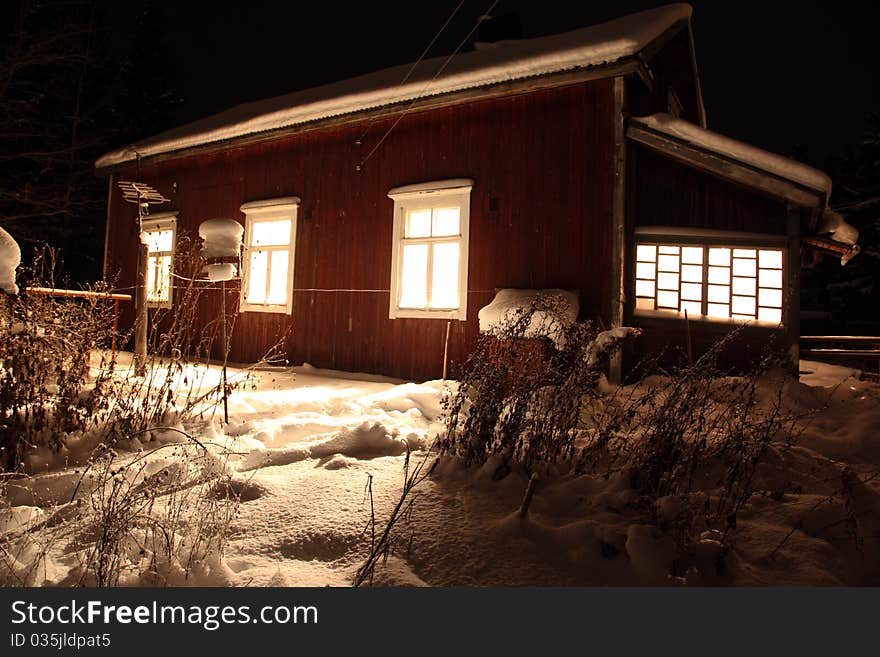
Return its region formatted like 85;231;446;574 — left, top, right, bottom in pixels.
117;180;170;374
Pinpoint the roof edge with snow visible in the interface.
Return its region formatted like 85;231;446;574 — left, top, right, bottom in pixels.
628;113;832;209
96;4;693;171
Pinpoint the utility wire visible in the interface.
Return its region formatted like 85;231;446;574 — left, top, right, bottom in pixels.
357;0;500;170
355;0;467;147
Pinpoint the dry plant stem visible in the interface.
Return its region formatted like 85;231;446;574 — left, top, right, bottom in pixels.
353;447;438;587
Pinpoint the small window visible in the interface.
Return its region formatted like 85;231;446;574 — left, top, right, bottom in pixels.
634;240;784;325
388;179;473;320
240;197;300;314
140;212;177;308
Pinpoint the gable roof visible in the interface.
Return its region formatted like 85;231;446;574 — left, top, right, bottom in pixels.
96;4;693;170
627;113;832;209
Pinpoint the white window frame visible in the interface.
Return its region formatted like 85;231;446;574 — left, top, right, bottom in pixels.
387;179;473;320
140;211;178;309
239;197;300;314
633;228;787;326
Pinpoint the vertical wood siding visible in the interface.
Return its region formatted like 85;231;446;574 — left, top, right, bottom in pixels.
105;79;616;381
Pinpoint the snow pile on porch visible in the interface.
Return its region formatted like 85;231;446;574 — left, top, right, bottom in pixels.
96;4;692;168
0;226;21;294
478;288;579;348
4;357;880;587
631;113;832;197
199;218;243;259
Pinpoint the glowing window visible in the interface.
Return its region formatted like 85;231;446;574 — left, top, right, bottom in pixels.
635;241;784;325
240;198;299;314
140;213;178;307
387;180;472;320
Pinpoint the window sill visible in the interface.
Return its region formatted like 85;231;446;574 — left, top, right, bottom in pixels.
240;303;292;315
390;307;466;320
633;309;784;330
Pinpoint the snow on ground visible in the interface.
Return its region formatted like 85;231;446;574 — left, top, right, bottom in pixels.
3;357;880;586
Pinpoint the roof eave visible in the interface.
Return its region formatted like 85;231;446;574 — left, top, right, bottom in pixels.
626;122;828;209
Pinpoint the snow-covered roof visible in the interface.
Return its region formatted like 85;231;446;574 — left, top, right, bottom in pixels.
629;113;832;202
96;4;692;169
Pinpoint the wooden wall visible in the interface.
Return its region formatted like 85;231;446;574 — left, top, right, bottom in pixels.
105;79;616;381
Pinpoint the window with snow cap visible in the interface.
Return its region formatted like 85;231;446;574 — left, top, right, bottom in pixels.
140;212;177;308
240;197;299;314
387;180;472;320
634;237;785;326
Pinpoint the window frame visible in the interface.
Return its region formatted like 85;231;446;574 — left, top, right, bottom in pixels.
140;211;178;309
387;179;473;320
239;197;300;315
631;228;788;327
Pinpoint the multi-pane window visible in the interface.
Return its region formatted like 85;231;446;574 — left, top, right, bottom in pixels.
140;213;177;307
635;242;784;325
388;180;472;319
240;198;300;314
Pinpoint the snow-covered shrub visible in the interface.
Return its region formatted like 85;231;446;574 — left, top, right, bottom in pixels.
0;248;119;470
439;293;639;469
64;441;239;587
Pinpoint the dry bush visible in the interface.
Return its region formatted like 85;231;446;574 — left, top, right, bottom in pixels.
439;293;638;470
0;248;120;470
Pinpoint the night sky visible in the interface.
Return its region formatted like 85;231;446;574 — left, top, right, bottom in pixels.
119;0;880;168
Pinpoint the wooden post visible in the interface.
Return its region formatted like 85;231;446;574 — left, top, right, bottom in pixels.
220;279;229;424
518;473;539;519
609;75;627;384
786;205;801;378
684;309;693;366
442;320;451;381
112;298;119;354
133;240;148;374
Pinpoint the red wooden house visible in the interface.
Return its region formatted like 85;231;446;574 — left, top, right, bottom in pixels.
96;4;858;381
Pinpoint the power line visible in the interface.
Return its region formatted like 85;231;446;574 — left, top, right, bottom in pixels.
357;0;501;170
355;0;466;148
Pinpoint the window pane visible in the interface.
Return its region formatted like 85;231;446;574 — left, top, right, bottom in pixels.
657;290;678;309
635;279;655;297
636;297;655;311
681;300;701;316
681;264;702;283
429;243;460;308
636;262;656;280
759;269;783;289
636;244;656;262
758;307;782;324
759;250;783;269
657;272;679;290
266;250;289;305
399;244;428;308
658;245;680;255
732;295;756;316
252;219;291;247
733;248;756;258
681;282;702;301
405;209;431;238
657;254;679;272
708;284;729;303
732;258;756;277
732;276;756;296
708;248;730;266
759;288;783;308
708;266;730;285
247;250;268;304
707;303;729;318
146;255;171;303
144;229;173;254
431;208;460;237
681;247;703;264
